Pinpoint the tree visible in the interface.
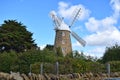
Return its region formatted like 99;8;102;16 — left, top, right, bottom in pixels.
0;50;18;72
56;47;63;57
0;20;37;52
73;50;86;60
44;44;54;51
102;44;120;63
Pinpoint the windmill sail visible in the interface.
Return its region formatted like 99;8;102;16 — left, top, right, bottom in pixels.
54;16;62;27
71;31;86;46
50;11;62;29
69;8;81;28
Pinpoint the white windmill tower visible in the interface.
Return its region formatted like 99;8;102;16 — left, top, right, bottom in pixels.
50;8;86;56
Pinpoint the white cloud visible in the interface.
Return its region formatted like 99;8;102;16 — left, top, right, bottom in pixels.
58;1;69;9
85;29;120;46
58;1;90;21
85;17;117;32
85;47;106;58
72;41;82;47
110;0;120;19
39;45;46;50
73;26;84;32
85;17;100;32
85;0;120;47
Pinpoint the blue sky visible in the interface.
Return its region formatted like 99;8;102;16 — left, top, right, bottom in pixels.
0;0;120;58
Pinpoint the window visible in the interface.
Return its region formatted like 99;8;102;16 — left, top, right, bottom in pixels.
62;40;65;44
62;32;65;36
62;47;66;53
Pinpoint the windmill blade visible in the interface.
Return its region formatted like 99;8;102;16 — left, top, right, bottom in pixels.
69;8;81;28
71;31;86;46
50;11;62;28
55;16;62;27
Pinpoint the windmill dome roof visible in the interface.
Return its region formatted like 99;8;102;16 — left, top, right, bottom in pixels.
55;22;70;31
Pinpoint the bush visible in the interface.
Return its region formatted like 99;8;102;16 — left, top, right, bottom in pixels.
0;49;120;74
109;61;120;72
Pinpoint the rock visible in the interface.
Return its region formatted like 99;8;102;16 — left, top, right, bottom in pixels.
21;73;30;80
85;73;93;78
84;78;89;80
0;72;120;80
49;74;59;80
0;72;11;80
28;73;39;80
101;73;107;77
67;74;73;79
94;73;100;77
44;73;50;80
89;72;94;77
83;73;87;78
10;72;23;80
59;75;68;80
38;74;45;80
111;72;119;77
32;73;38;80
0;72;9;78
72;73;81;79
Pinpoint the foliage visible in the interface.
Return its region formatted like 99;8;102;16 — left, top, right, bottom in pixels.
109;61;120;72
55;47;63;57
86;61;105;73
102;44;120;63
0;46;98;73
73;50;86;60
0;49;120;74
0;50;18;72
0;20;37;53
72;58;86;73
44;44;54;51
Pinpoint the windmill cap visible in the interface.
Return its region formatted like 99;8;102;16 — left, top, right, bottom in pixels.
55;21;70;31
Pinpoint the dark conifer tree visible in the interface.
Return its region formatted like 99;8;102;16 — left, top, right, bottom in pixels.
0;20;37;52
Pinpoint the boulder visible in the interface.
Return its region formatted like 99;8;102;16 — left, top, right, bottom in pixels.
10;72;23;80
0;72;9;78
21;73;30;80
49;74;59;80
28;73;39;80
44;73;50;80
85;72;93;78
67;74;73;79
38;74;45;80
72;73;81;79
111;72;119;77
59;75;68;80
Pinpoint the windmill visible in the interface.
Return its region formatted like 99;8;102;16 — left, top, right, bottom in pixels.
50;8;86;56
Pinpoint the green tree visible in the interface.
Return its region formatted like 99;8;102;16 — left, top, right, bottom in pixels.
44;44;54;51
0;20;37;52
73;50;86;60
0;50;18;72
109;61;120;72
56;47;63;57
102;44;120;63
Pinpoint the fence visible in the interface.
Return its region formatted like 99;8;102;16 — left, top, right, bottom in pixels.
0;61;120;74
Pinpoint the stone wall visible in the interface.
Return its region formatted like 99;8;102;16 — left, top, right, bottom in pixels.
0;72;120;80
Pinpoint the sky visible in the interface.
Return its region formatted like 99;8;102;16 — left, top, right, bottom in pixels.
0;0;120;58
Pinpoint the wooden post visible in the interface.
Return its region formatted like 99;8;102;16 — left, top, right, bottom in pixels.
40;63;43;75
56;61;59;75
107;63;110;77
